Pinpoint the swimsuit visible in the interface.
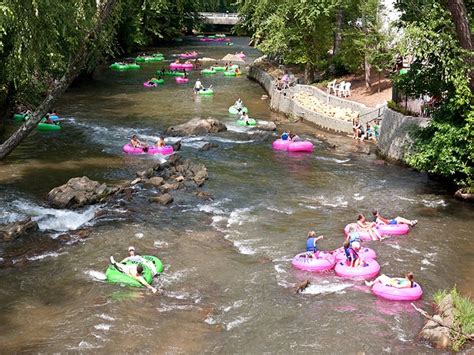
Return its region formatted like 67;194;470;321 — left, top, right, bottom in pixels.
306;238;318;252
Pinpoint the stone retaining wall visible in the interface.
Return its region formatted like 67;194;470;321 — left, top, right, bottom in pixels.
248;64;430;163
377;108;430;162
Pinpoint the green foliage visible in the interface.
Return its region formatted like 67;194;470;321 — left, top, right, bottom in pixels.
0;0;205;110
433;287;474;351
395;0;473;190
387;100;413;116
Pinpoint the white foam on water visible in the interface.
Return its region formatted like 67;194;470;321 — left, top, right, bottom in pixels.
197;202;226;215
353;193;365;201
398;196;416;203
422;199;448;208
85;270;107;281
316;156;351;164
135;232;144;239
231;239;256;255
98;314;115;321
301;282;353;295
11;200;98;232
153;240;169;248
266;206;294;215
227;207;256;227
157;304;195;312
26;252;66;261
274;264;287;274
210;216;228;232
160;268;197;287
226;316;251;330
204;315;217;325
421;258;434;266
223;300;244;313
388;243;402;250
301;195;348;208
94;323;111;331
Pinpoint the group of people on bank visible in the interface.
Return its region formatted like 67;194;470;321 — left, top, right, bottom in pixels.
352;118;380;142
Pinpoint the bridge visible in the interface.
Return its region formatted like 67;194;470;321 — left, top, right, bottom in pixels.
199;12;240;25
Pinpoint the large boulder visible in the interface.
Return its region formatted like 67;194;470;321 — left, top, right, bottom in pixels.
256;121;277;131
48;176;118;208
165;117;227;136
0;218;39;242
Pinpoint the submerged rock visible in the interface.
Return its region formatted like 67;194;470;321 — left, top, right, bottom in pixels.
47;176;118;209
0;218;39;242
165;117;227;136
149;193;173;205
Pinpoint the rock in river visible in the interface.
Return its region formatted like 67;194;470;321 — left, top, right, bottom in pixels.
48;176;118;208
165;117;227;136
0;218;39;242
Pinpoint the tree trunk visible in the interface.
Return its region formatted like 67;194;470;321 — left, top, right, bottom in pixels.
328;9;344;75
444;0;474;92
364;54;371;89
304;63;314;84
0;0;118;160
378;71;381;93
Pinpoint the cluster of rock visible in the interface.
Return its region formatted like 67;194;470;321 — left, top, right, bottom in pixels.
419;294;456;349
293;92;359;122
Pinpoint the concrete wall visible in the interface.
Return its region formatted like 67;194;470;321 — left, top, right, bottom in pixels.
248;65;356;134
377;108;430;162
248;64;431;164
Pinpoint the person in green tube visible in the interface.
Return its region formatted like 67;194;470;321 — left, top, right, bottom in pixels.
109;255;157;293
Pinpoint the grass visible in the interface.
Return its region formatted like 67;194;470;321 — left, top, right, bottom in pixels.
433;287;474;351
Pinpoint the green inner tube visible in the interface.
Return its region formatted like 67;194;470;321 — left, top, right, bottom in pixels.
224;71;237;76
105;256;164;287
228;106;248;115
236;118;257;126
136;56;163;63
201;69;216;75
13;113;27;121
110;63;140;71
37;121;61;131
198;89;214;96
207;35;216;38
227;43;234;46
230;64;240;70
153;53;164;57
211;66;226;72
150;78;164;84
196;35;204;38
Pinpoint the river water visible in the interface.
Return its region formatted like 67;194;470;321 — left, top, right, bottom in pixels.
1;36;473;353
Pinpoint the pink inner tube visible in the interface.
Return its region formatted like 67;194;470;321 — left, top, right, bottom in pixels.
179;52;197;59
169;63;193;70
143;81;157;88
147;145;174;155
377;223;410;236
123;144;146;155
272;139;291;151
292;251;336;272
236;53;246;58
175;77;189;83
287;141;314;153
335;258;380;279
371;281;423;301
344;223;410;239
332;247;377;262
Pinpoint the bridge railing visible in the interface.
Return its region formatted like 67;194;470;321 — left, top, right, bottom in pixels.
199;12;239;18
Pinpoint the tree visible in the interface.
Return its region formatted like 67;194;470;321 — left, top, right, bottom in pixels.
395;0;473;192
0;0;119;160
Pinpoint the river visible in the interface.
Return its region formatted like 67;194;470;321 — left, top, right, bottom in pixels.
1;36;473;353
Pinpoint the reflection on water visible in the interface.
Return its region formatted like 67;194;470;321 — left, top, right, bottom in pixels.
0;36;473;353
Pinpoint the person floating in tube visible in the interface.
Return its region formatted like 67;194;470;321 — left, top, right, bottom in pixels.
193;78;203;92
240;111;251;125
130;134;148;152
109;255;157;293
